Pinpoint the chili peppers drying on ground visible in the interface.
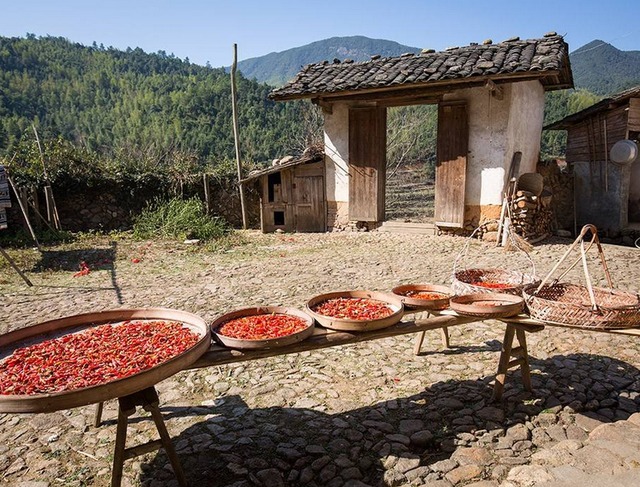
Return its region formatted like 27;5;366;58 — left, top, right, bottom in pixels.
311;298;394;320
0;320;200;395
217;314;309;340
73;261;91;277
401;291;448;300
470;281;513;289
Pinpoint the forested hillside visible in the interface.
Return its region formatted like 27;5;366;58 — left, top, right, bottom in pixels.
237;36;420;86
571;40;640;95
0;34;308;167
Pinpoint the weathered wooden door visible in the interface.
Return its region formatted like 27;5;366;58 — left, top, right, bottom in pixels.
349;107;386;221
435;101;468;227
294;162;325;232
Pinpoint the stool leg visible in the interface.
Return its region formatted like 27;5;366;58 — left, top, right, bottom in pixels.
441;327;450;348
493;325;515;401
515;329;532;392
111;406;129;487
413;331;426;355
146;403;187;487
94;402;104;428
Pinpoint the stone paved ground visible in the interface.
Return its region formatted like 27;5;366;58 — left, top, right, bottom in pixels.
1;231;640;487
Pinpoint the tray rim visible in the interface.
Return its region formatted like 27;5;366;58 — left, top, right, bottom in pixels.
0;308;210;414
211;306;315;350
306;291;404;331
450;293;524;318
391;284;452;310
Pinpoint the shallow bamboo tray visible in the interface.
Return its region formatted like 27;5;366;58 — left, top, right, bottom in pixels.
450;293;524;319
0;308;210;414
306;291;404;331
211;306;314;350
391;284;451;310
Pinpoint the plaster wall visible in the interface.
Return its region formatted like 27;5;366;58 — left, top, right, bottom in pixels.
323;103;350;227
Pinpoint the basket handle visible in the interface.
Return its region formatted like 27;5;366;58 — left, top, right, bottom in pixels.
532;225;614;301
452;219;536;280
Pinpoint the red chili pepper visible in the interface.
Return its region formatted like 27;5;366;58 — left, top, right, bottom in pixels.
73;261;90;277
471;281;512;289
131;258;140;263
311;298;394;320
0;321;199;395
218;314;308;340
402;291;448;300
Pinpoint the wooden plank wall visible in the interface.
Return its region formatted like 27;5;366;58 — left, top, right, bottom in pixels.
566;105;629;163
434;101;468;227
629;98;640;133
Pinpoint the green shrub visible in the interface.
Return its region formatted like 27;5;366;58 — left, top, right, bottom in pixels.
132;197;230;242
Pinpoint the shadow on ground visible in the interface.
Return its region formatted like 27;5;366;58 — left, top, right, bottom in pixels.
136;352;640;487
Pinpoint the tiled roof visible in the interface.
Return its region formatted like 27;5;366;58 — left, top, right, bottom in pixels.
270;33;572;101
545;85;640;130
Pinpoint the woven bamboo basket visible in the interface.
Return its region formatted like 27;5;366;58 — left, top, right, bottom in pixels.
452;224;538;296
524;225;640;330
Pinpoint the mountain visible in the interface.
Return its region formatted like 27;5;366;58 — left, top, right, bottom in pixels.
238;36;421;86
571;40;640;95
0;34;306;165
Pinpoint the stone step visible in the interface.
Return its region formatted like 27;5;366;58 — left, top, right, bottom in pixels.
378;221;437;235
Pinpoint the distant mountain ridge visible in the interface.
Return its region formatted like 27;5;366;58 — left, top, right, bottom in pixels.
570;40;640;95
237;35;421;86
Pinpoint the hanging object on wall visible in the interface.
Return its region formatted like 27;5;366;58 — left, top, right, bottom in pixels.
610;139;638;167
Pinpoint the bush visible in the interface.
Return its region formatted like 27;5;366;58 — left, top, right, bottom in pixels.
132;197;231;242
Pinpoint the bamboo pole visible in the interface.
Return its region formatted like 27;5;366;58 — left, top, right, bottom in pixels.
231;43;248;229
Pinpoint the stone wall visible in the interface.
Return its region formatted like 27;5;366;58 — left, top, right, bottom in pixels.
5;176;260;233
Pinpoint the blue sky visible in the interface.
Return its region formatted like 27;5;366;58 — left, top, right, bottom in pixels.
1;0;638;66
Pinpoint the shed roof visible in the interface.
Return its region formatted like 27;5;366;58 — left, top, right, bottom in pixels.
270;33;572;101
240;150;323;184
545;85;640;130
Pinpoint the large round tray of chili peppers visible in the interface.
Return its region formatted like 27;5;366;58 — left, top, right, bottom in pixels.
449;293;524;319
391;284;452;311
211;307;314;350
0;308;210;414
306;291;404;331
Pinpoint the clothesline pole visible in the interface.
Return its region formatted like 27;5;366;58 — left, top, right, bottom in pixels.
0;246;33;287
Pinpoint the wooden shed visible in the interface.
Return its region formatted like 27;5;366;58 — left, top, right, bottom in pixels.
270;33;572;232
546;85;640;235
242;150;326;233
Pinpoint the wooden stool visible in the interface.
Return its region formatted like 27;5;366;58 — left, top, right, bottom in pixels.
492;322;544;401
111;387;186;487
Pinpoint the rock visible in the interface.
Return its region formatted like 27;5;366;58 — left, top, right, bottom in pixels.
320;463;337;483
394;454;421;473
506;465;554;486
386;434;411;446
405;465;430;481
574;413;603;433
431;458;458;473
506;424;530;441
410;430;433;447
299;467;314;484
434;397;465;410
312;455;331;471
452;447;493;466
276;446;302;461
478;407;504;422
16;483;50;487
306;445;328;455
382;469;405;486
445;464;483;484
399;419;424;435
256;469;284;487
466;482;498;487
341;467;363;480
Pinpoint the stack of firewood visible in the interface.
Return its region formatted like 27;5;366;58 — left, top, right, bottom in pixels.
510;189;552;241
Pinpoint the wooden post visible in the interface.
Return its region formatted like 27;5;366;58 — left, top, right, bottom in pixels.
231;43;248;229
31;187;40;231
32;125;62;230
7;175;41;250
19;187;29;232
203;173;211;214
0;246;33;287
